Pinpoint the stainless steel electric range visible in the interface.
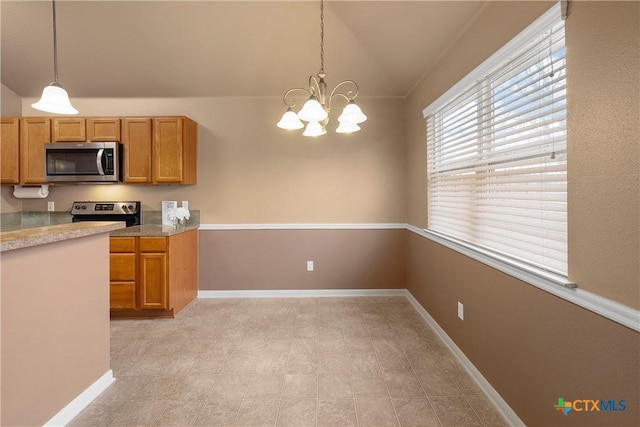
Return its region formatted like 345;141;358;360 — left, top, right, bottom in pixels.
71;201;141;227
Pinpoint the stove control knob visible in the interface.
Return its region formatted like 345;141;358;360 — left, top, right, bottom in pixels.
128;205;134;211
81;205;87;210
122;205;128;212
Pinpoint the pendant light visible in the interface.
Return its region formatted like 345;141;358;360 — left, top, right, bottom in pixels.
277;0;366;136
32;0;78;115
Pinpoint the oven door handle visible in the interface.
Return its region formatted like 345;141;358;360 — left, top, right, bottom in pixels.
96;149;105;175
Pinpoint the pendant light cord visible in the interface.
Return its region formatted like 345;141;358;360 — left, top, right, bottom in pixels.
52;0;59;83
319;0;324;75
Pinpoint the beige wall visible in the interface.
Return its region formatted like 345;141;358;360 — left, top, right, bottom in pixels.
200;228;406;291
406;0;639;309
565;1;640;308
1;233;111;426
17;96;406;224
405;1;639;426
1;186;22;213
407;233;639;426
1;83;21;116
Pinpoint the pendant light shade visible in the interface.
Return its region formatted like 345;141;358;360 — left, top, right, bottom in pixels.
277;107;304;130
297;96;328;122
338;101;367;124
303;121;327;137
32;82;79;115
32;0;78;115
336;121;361;134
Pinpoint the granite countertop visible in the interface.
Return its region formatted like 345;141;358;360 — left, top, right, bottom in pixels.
1;221;126;252
109;223;199;237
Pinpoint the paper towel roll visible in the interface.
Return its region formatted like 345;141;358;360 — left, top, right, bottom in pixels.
13;185;50;199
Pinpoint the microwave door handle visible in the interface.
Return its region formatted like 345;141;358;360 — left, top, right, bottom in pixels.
96;149;105;175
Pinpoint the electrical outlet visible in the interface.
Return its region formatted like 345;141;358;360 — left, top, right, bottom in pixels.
306;261;314;272
47;201;55;212
457;302;464;320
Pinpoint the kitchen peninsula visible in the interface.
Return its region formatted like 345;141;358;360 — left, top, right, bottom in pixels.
1;221;124;426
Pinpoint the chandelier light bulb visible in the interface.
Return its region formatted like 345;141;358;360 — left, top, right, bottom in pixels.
32;82;79;115
338;101;367;124
303;121;327;137
298;96;328;122
277;108;304;130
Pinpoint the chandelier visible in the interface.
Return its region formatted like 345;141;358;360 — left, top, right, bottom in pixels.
277;0;366;137
32;0;78;115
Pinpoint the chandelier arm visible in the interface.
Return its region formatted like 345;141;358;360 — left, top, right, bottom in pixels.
327;80;359;110
283;87;313;108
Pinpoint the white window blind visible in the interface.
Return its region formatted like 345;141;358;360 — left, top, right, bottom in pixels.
424;4;567;275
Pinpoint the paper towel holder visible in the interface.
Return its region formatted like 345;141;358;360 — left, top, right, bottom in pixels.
13;185;50;199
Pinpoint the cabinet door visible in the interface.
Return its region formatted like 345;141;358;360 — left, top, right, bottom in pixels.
153;117;184;183
122;118;152;183
87;118;121;141
0;118;20;184
53;117;86;141
139;252;168;309
20;117;51;184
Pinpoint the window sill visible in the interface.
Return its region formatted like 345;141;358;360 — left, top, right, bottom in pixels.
407;224;639;332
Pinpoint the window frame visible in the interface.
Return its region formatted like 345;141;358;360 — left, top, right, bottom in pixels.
422;3;575;289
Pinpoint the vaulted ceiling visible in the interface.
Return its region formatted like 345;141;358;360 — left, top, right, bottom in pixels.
1;1;488;99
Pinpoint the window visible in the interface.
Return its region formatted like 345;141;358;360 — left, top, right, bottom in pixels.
423;5;567;275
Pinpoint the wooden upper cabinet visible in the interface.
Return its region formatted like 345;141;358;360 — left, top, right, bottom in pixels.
87;118;121;141
122;118;152;183
20;117;51;184
153;117;197;184
0;118;20;184
52;117;86;141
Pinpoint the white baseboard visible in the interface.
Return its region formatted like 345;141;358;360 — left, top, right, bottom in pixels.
43;370;115;427
404;291;525;427
198;289;407;298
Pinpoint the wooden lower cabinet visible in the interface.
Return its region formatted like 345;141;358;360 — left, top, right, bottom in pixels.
139;252;168;309
109;229;197;318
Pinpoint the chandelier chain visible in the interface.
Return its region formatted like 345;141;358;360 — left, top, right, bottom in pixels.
319;0;324;75
52;0;59;83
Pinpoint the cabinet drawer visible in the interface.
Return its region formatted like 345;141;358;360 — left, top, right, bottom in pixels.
110;282;136;309
139;237;167;253
110;237;135;252
110;253;136;281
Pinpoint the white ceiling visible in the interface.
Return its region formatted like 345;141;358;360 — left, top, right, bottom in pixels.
1;1;488;99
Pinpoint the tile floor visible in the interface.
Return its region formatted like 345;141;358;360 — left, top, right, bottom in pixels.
69;297;509;427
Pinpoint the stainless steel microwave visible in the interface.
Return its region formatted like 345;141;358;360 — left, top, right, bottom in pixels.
44;142;122;183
